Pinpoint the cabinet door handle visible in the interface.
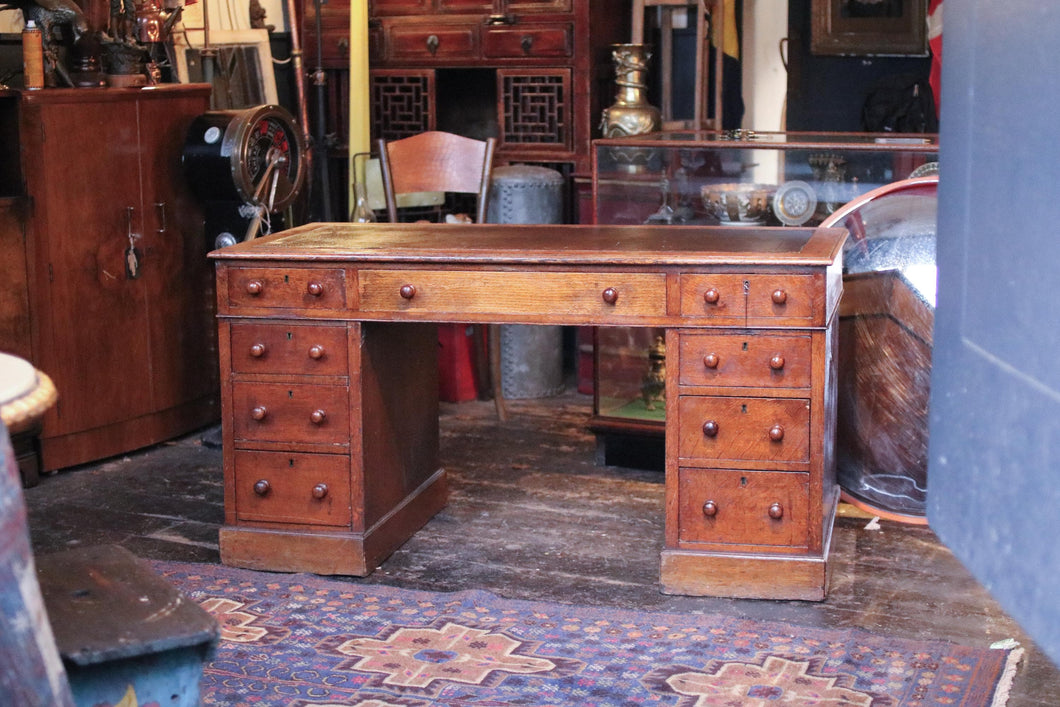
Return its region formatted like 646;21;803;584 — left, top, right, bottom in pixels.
155;202;166;233
521;35;533;54
426;34;439;55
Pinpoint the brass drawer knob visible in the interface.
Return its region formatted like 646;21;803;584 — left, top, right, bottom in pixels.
312;483;329;499
703;287;720;304
310;409;327;425
771;288;788;305
703;353;720;369
769;354;785;370
307;282;324;296
245;279;264;295
426;34;439;55
249;343;266;358
768;502;784;520
251;405;267;421
702;500;718;517
253;479;271;496
602;287;619;305
769;424;784;441
308;345;325;360
400;284;416;300
702;420;719;437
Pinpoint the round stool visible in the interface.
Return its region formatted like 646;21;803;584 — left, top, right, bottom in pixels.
487;166;566;401
0;352;57;488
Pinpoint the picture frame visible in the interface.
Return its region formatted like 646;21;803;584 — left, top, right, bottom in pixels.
171;28;278;108
811;0;928;57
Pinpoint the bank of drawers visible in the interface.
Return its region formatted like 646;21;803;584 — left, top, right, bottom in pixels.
227;321;352;528
675;330;814;551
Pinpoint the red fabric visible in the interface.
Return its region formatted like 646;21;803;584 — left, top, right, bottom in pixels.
928;0;943;118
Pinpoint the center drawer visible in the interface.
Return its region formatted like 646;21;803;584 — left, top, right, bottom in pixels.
678;395;810;463
358;269;666;319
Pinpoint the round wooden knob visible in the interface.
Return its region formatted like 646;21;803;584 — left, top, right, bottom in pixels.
703;288;720;304
310;409;327;425
308;345;325;360
769;424;785;441
702;500;718;517
769;354;785;370
253;479;270;496
771;289;788;305
703;353;720;369
307;282;324;297
312;483;329;499
702;420;719;437
251;406;267;421
399;284;416;300
768;502;784;520
245;280;264;295
602;287;619;305
249;343;266;358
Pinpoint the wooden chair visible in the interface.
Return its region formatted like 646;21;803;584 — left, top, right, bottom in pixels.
376;131;506;420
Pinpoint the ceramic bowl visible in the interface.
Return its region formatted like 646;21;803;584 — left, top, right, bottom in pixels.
701;183;776;225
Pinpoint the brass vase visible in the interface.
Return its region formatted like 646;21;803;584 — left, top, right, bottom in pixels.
600;43;661;139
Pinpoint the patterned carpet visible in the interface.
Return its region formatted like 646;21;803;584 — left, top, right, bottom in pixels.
153;561;1022;706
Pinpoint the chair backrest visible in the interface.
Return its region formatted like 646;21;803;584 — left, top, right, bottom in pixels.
376;131;497;223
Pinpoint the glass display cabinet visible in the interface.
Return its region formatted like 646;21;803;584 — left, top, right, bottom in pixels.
589;130;938;462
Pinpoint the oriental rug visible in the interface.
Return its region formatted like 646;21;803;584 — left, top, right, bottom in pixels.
152;561;1022;707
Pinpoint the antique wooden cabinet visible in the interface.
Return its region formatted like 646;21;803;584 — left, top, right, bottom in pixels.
303;0;628;175
0;85;220;471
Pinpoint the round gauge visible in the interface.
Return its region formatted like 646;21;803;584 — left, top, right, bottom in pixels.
772;180;818;226
182;104;307;213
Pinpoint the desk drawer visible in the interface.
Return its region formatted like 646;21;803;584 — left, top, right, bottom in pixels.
678;395;810;463
678;332;812;389
678;468;809;547
227;267;347;310
679;273;818;324
230;323;349;376
232;382;349;445
234;450;351;526
359;269;666;319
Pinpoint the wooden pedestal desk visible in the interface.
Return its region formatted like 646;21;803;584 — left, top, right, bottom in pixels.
211;223;845;600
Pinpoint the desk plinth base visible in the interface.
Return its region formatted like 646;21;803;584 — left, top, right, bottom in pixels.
220;468;448;576
660;501;837;601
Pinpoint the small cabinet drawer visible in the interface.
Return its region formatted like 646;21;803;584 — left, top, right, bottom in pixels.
230;323;349;376
678;396;810;463
483;25;572;58
389;25;478;60
227;268;347;310
677;468;809;547
359;269;666;319
232;382;349;445
678;332;812;389
234;450;351;526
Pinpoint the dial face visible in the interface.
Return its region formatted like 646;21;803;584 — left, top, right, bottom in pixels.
245;116;300;200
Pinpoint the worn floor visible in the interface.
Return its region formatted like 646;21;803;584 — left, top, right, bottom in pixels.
22;388;1060;706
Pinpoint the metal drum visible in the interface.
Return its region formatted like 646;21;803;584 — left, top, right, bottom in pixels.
822;175;938;522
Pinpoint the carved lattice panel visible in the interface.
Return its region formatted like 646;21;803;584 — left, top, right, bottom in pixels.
370;70;436;142
498;70;571;150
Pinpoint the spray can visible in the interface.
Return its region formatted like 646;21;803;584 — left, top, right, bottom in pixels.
22;20;44;90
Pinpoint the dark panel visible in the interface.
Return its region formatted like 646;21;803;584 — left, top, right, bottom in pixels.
929;0;1060;667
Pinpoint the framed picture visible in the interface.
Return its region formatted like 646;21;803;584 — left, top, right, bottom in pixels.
811;0;928;56
172;28;278;109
